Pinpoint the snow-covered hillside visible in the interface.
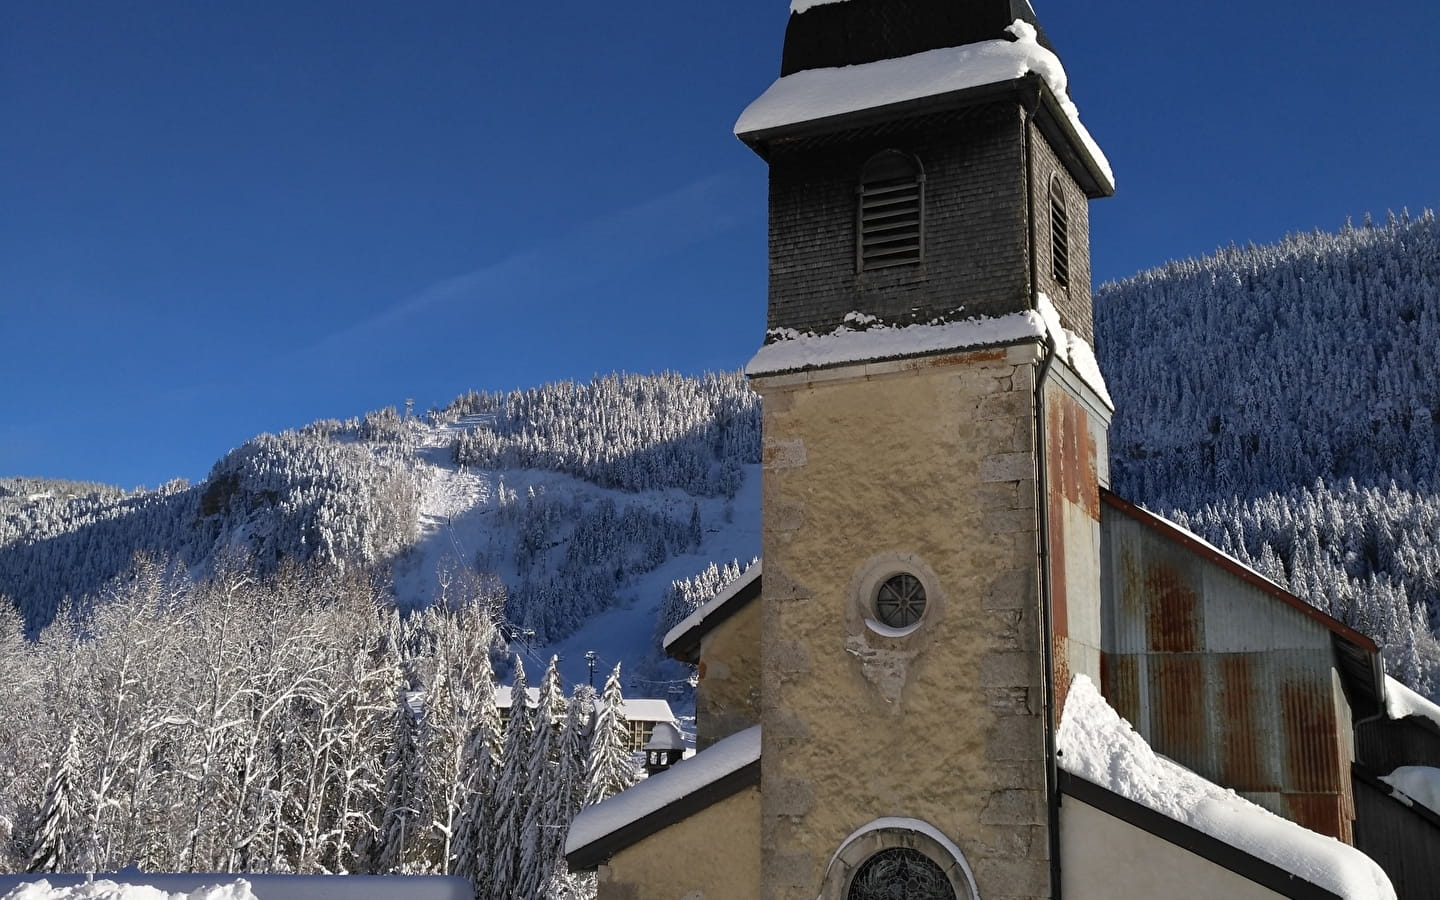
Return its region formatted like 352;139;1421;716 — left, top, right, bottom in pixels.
1096;211;1440;694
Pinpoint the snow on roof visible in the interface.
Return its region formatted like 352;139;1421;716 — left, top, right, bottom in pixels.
622;698;677;722
790;0;848;13
1058;674;1395;900
746;308;1045;377
1379;766;1440;818
1384;674;1440;730
1037;292;1112;409
493;687;675;723
565;725;761;857
0;875;470;900
0;879;255;900
745;295;1111;409
735;20;1113;191
663;561;763;651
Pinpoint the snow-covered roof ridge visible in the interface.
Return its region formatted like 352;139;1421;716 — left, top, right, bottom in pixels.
736;19;1113;191
790;0;848;13
494;686;675;723
1058;674;1395;900
746;307;1046;377
1384;674;1440;731
565;725;762;861
745;296;1111;408
663;561;763;652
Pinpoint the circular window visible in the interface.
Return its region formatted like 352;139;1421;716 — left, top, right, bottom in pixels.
848;848;955;900
874;573;927;629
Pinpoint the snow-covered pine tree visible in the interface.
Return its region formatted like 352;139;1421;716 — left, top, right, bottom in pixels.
544;686;595;900
487;658;533;896
584;664;636;807
27;725;81;873
516;657;569;900
374;679;430;873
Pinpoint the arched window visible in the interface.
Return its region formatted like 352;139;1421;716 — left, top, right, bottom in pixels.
857;151;925;271
820;820;978;900
848;848;956;900
1049;175;1070;289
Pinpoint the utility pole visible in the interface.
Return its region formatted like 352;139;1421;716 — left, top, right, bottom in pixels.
585;650;598;686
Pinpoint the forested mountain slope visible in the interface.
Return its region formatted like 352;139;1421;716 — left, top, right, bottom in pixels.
1096;210;1440;692
0;371;761;648
0;371;761;890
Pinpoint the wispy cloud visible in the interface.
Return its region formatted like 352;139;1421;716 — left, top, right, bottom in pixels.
299;172;753;358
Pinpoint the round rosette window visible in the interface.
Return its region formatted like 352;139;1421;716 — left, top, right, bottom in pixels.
874;573;927;630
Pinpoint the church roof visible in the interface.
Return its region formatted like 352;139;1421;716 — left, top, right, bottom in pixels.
780;0;1055;77
664;563;763;664
565;725;761;871
735;17;1114;196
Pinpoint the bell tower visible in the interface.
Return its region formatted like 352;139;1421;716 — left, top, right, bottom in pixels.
738;2;1114;898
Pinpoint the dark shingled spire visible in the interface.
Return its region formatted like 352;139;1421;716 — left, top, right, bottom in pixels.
781;0;1056;76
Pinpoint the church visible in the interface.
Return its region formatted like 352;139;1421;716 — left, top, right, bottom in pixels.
565;1;1440;897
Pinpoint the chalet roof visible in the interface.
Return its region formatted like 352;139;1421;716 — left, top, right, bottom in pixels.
1100;489;1385;716
780;0;1055;77
644;721;686;752
493;686;675;724
565;725;761;871
663;563;763;664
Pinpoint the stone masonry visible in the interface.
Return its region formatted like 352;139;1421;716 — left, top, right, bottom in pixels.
752;343;1055;900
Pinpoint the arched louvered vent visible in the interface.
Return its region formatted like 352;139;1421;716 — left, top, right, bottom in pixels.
1049;176;1070;289
857;151;924;271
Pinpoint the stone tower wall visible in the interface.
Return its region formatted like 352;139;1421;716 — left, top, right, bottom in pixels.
755;347;1053;900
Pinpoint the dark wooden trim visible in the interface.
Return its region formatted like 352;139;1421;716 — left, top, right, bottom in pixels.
664;568;763;664
566;759;762;871
1099;489;1378;654
1058;771;1343;900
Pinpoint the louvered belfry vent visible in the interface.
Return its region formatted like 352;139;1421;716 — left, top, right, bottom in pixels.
857;151;925;271
1049;177;1070;288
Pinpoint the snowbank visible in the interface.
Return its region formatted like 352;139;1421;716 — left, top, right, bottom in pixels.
1384;674;1440;731
736;21;1112;190
1380;766;1440;817
566;725;760;856
0;881;254;900
1058;674;1395;900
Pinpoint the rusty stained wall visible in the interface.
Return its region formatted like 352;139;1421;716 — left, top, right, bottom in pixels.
1099;509;1356;843
1044;361;1109;724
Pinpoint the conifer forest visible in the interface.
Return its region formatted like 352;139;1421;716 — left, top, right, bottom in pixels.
1;213;1438;894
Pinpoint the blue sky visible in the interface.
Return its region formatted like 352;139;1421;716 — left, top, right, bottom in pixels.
3;0;1437;489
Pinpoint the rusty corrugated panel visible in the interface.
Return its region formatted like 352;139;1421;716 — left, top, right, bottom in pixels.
1047;400;1069;640
1282;678;1343;794
1052;635;1072;728
1101;489;1378;655
1108;520;1204;654
1099;651;1141;728
1149;654;1209;775
1217;654;1277;792
1283;792;1351;843
1144;556;1201;653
